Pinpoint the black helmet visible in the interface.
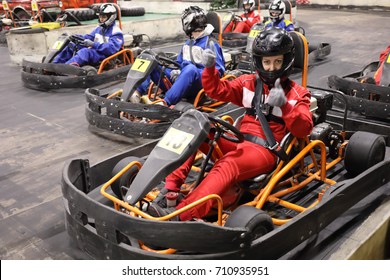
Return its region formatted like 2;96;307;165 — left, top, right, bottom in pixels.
269;0;286;22
98;3;117;28
243;0;255;13
181;6;207;37
252;27;295;85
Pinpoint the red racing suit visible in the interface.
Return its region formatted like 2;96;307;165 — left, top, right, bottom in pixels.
166;67;313;221
374;45;390;85
224;10;261;33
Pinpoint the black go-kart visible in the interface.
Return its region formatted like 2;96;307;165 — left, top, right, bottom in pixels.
326;52;390;143
85;48;238;139
62;93;389;259
21;32;146;91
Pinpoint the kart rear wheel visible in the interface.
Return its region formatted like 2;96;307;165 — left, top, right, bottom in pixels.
344;131;386;176
111;156;145;199
225;206;274;241
82;65;97;76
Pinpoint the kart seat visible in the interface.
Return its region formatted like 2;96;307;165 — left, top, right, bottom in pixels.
290;31;309;88
206;11;223;46
283;0;293;22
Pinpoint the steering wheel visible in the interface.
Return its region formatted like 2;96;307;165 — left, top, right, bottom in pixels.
155;54;181;70
69;34;84;44
233;14;243;22
208;115;244;143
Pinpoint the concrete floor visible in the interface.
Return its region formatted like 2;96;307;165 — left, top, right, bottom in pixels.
0;7;389;260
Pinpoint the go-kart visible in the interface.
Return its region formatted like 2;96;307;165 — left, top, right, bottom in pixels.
21;31;146;91
62;97;389;259
327;59;390;120
326;54;390;142
85;48;238;139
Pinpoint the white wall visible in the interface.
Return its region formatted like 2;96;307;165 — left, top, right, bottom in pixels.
308;0;389;7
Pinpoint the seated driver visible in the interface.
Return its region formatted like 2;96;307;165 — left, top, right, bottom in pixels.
224;0;261;33
130;6;225;106
52;4;124;67
147;27;313;221
264;0;294;32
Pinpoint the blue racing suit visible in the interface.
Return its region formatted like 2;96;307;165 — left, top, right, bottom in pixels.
52;22;124;66
136;24;225;106
264;18;294;32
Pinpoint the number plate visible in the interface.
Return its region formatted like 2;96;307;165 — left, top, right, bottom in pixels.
249;29;260;38
52;41;64;50
2;1;9;10
131;58;151;72
31;1;38;11
157;127;194;155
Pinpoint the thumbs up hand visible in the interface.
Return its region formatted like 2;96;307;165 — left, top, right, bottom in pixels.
267;78;287;107
201;40;217;68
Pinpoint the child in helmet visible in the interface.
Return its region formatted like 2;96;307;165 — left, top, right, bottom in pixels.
265;0;294;31
224;0;261;33
52;3;124;67
132;6;225;106
147;27;313;221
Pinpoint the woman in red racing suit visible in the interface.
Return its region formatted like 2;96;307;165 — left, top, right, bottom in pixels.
148;27;313;221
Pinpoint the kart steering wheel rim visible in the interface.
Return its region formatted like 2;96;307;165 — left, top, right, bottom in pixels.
69;35;84;43
208;115;244;143
156;54;181;70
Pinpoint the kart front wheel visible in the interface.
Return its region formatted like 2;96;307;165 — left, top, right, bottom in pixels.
225;206;274;241
344;131;386;176
111;156;145;199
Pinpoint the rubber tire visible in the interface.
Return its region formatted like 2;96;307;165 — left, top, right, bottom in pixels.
344;131;386;176
173;101;195;113
65;8;96;21
111;156;145;199
15;10;30;20
225;206;274;240
121;6;145;17
81;65;98;76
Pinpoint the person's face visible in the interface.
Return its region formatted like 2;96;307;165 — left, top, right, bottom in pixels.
262;55;283;71
244;4;251;10
270;10;281;18
99;14;108;23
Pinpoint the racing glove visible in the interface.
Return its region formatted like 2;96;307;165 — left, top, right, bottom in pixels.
267;78;287;107
201;40;217;68
170;69;181;82
81;39;94;48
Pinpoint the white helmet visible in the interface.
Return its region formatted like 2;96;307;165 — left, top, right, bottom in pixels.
269;0;286;22
243;0;255;13
98;3;117;28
